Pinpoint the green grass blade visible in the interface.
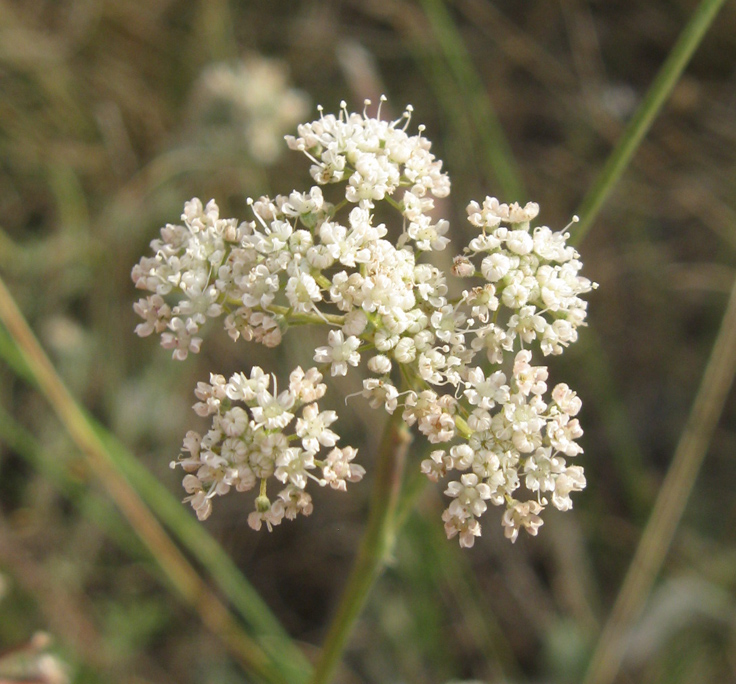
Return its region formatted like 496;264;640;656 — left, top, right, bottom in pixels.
93;424;312;683
582;271;736;684
418;0;525;200
0;401;142;555
572;0;729;244
0;300;311;684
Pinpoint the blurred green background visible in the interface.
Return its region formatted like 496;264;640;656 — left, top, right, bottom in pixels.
1;0;736;682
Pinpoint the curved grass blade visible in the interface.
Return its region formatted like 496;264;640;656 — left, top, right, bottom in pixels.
572;0;729;244
0;278;311;684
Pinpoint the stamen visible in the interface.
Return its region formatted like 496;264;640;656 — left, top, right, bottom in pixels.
376;94;387;120
310;301;333;325
246;198;270;230
297;144;325;168
562;215;580;232
344;388;364;405
400;105;414;131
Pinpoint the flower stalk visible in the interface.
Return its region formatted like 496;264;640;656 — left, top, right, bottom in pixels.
310;410;412;684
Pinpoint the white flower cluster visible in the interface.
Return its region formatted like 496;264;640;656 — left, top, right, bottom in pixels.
174;365;364;528
419;351;585;545
133;98;595;544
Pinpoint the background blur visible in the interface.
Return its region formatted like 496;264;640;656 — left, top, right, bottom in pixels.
2;1;736;682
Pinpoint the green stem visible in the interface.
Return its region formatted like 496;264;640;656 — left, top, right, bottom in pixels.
572;0;728;245
309;410;412;684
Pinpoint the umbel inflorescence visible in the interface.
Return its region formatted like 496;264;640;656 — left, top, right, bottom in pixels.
132;97;595;546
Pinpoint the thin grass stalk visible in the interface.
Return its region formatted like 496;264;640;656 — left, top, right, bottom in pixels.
0;274;292;684
418;0;525;200
582;272;736;684
0;403;141;554
571;0;729;245
94;426;312;683
0;320;312;684
309;410;412;684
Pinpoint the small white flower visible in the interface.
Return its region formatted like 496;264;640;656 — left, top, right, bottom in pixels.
285;272;322;312
274;448;315;489
441;506;481;548
227;464;257;492
463;367;509;410
445;473;491;517
281;186;325;219
552;383;582;416
547;413;584;456
188;490;213;521
449;444;474;471
321;446;364;491
279;485;314;519
362;378;399;413
289;366;326;403
417;349;446;384
420;450;452;482
452;256;475;278
481;253;512;282
251;380;296;429
220;407;249;437
394;336;417;363
513;351;549;396
506;229;534;255
225;367;269;401
314;330;361;376
161;316;202;361
502;499;544;543
374;329;400;352
406;215;450;251
417;395;456;444
133;295;171;337
248;496;285;532
550;465;586;511
467;408;492;432
463;285;498;323
241;263;279;309
295;403;339;453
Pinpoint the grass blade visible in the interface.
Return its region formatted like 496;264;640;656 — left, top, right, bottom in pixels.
572;0;729;244
582;270;736;684
0;275;310;684
418;0;525;200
